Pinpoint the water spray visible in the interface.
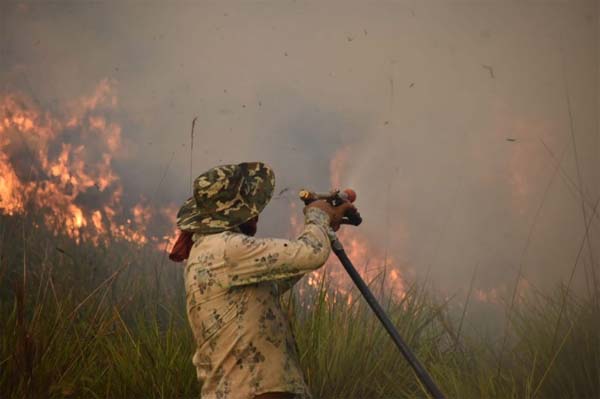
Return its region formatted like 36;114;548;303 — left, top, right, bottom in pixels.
300;188;446;399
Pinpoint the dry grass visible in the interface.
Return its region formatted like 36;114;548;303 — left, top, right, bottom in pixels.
1;214;598;398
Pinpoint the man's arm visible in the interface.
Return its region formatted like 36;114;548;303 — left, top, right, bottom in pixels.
223;208;332;288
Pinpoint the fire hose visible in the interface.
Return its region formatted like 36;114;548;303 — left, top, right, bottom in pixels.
299;188;446;399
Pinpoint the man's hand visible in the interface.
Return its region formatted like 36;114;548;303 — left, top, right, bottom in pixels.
305;200;357;232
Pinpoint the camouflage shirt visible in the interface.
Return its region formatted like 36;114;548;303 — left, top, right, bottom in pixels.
184;207;331;399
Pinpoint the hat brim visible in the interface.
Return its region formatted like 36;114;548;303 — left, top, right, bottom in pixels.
176;162;275;234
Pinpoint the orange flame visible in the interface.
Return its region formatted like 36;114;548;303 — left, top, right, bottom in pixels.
296;147;407;301
0;80;175;248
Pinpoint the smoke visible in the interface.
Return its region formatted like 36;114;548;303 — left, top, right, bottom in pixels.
1;1;598;296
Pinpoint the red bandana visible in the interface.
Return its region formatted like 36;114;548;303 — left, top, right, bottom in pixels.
169;230;194;262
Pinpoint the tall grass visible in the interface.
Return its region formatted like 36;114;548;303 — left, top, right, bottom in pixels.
1;214;598;398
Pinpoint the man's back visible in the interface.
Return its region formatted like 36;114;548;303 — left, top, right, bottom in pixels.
184;209;331;399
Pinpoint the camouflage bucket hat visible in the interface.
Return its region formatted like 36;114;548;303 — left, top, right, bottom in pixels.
176;162;275;234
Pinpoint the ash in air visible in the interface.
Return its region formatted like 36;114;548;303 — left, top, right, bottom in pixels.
0;1;598;298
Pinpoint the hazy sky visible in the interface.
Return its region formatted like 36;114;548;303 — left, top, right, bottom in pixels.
1;0;598;297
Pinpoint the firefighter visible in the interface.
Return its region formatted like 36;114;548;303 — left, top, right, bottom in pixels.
174;162;354;399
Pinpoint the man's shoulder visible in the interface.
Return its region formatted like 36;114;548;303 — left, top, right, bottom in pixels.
192;231;287;261
224;231;271;250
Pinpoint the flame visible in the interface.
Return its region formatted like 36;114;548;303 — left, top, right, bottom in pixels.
158;203;180;252
329;146;350;189
324;228;406;301
0;152;25;215
476;102;558;215
296;147;407;300
473;278;530;305
0;80;174;247
474;288;501;304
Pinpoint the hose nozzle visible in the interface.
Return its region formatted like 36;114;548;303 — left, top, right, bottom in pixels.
299;188;362;226
299;188;357;205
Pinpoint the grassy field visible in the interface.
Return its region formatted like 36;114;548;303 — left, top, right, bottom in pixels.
1;214;598;399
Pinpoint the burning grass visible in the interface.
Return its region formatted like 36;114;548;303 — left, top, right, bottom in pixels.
0;83;178;249
1;214;599;399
